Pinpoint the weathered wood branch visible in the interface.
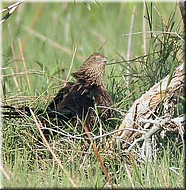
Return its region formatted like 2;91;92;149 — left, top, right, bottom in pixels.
112;62;185;149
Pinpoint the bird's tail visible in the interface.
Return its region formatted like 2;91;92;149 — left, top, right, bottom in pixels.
1;105;44;118
1;105;63;139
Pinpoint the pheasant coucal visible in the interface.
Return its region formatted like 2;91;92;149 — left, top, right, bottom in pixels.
2;53;113;136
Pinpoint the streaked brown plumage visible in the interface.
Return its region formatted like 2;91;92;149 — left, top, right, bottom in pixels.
45;53;113;129
3;53;113;136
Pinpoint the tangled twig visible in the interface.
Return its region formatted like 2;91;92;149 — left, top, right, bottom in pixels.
0;0;23;24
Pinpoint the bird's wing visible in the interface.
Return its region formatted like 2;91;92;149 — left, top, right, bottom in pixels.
47;82;74;110
47;82;95;120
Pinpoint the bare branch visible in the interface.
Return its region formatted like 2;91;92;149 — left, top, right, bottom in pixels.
110;62;185;152
0;1;23;24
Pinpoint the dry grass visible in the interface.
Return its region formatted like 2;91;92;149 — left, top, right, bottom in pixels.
1;2;184;188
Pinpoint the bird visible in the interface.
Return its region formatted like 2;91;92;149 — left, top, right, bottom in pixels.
2;53;113;137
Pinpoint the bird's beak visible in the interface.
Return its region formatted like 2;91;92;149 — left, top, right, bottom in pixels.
106;58;115;66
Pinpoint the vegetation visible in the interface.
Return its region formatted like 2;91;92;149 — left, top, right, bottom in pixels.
1;2;184;188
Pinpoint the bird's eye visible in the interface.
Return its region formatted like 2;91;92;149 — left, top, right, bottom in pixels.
93;57;98;61
103;59;107;64
94;57;101;63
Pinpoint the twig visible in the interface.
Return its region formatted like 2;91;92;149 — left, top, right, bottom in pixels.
122;31;184;41
141;137;152;161
18;39;31;92
23;26;84;62
84;124;113;187
126;5;136;87
169;167;180;176
143;1;147;58
125;135;145;153
126;114;185;157
115;62;184;145
124;164;134;188
66;47;77;81
162;168;169;188
139;115;185;129
0;1;23;24
8;24;22;89
29;108;77;187
40;127;85;140
96;127;145;141
0;164;11;181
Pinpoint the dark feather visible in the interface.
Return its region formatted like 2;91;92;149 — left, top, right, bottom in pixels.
2;53;114;135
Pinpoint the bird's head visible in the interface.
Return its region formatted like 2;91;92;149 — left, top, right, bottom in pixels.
72;53;108;87
85;53;108;66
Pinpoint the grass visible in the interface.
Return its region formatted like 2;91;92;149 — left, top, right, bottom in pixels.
1;2;184;188
2;139;184;188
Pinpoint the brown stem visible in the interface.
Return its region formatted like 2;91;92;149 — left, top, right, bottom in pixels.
84;124;113;186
